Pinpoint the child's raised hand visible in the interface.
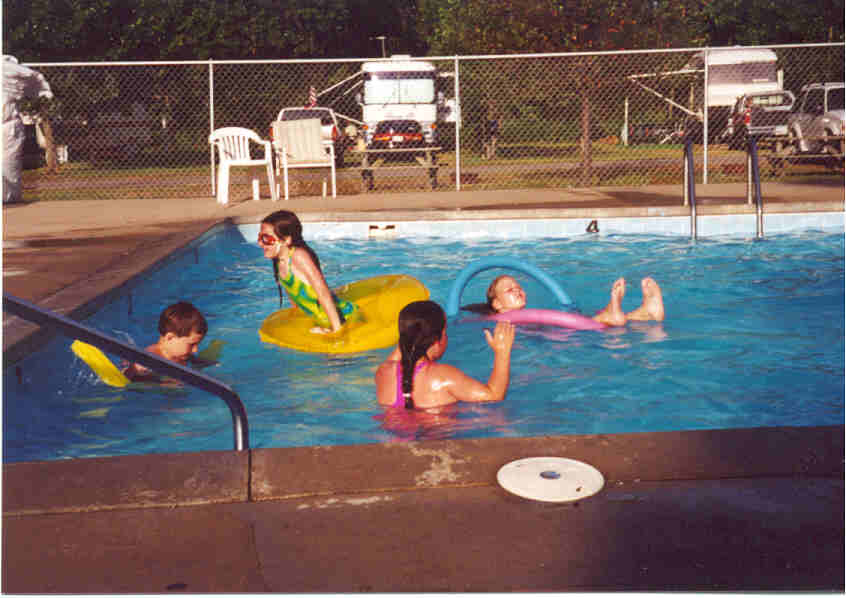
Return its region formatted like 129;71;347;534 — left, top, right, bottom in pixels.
484;321;515;353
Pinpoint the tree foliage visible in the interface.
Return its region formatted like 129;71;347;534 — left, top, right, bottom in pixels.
4;0;842;62
3;0;426;61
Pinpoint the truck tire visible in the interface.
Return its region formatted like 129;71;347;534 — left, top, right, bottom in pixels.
822;129;844;170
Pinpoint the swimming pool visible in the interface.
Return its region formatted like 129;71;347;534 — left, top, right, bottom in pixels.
3;225;844;463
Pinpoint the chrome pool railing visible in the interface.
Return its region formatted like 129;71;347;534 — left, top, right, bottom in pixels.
3;293;250;451
683;139;697;239
746;136;765;239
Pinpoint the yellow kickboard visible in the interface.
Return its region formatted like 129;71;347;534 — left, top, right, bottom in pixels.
71;340;131;387
259;274;429;354
71;339;225;387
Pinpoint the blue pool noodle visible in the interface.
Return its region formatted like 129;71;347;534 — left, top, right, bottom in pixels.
445;257;573;317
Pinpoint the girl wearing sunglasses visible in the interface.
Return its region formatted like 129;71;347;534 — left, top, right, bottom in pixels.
259;210;358;334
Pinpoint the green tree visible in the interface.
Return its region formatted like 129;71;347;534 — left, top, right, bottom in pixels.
694;0;844;45
4;0;427;61
420;0;668;183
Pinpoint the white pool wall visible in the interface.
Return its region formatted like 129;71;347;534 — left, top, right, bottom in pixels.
238;212;844;240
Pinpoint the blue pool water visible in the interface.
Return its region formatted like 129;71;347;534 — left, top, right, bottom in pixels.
3;226;844;463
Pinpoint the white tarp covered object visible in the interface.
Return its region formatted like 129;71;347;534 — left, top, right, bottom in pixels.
3;55;53;203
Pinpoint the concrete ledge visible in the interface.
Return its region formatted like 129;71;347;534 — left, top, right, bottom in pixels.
252;426;844;501
6;426;840;515
2;450;249;515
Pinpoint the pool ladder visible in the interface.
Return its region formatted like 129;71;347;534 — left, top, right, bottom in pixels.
746;136;765;239
3;293;250;451
683;139;697;239
683;137;765;239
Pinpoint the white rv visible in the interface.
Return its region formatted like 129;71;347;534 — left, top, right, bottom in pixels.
359;56;441;146
628;47;783;142
685;48;782;110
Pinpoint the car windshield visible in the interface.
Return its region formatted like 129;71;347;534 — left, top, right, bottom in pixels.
827;88;844;111
281;109;333;125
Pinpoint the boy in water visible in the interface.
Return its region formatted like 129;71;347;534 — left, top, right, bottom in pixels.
123;301;209;382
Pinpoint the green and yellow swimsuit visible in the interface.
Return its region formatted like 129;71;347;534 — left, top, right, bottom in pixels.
277;248;358;329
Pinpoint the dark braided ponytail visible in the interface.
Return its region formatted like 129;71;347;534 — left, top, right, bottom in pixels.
397;301;447;409
263;210;322;307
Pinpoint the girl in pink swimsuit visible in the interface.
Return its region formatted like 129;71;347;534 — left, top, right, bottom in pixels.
375;300;515;410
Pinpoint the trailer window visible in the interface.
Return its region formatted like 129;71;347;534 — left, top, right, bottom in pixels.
708;62;777;85
363;72;435;104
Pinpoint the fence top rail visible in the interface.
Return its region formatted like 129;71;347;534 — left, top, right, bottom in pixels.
21;42;844;68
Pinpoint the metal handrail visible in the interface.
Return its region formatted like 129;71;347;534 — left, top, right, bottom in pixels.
3;293;250;451
683;138;697;239
746;136;764;239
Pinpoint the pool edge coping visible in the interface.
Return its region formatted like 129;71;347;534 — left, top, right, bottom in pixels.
4;425;843;516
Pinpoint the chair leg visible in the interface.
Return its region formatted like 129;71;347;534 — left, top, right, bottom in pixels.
283;161;290;200
217;164;230;205
251;178;260;201
267;162;278;201
330;162;337;198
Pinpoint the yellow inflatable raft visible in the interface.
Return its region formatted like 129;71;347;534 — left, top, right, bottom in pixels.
259;274;429;354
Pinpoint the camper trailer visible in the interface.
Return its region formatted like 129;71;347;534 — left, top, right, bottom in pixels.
628;47;783;143
358;56;443;147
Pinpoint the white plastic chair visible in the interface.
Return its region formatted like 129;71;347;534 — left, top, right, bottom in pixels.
208;127;277;205
271;119;336;200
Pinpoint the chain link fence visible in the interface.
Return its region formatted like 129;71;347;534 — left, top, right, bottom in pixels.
19;43;844;202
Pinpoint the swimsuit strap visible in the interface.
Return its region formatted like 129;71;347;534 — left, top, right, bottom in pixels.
394;360;427;408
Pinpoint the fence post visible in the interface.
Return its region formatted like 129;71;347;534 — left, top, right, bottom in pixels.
209;59;216;197
702;48;709;185
454;55;461;191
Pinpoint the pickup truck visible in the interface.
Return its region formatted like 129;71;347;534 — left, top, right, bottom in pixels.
725;90;795;150
786;82;844;156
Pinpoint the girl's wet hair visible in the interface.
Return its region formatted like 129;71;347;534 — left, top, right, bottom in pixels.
158;301;207;337
397;300;446;409
262;210;322;306
459;275;510;315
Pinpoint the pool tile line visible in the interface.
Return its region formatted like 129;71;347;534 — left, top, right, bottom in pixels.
236;212;844;240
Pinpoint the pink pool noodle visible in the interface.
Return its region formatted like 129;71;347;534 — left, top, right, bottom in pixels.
483;308;606;330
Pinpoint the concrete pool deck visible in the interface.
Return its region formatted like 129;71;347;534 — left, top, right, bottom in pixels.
2;180;845;592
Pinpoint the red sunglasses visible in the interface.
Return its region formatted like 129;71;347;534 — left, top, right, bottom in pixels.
257;233;279;246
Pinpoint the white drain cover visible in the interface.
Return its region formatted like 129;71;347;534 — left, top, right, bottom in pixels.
497;457;604;502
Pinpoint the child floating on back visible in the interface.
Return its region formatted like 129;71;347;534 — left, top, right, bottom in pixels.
482;274;665;326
